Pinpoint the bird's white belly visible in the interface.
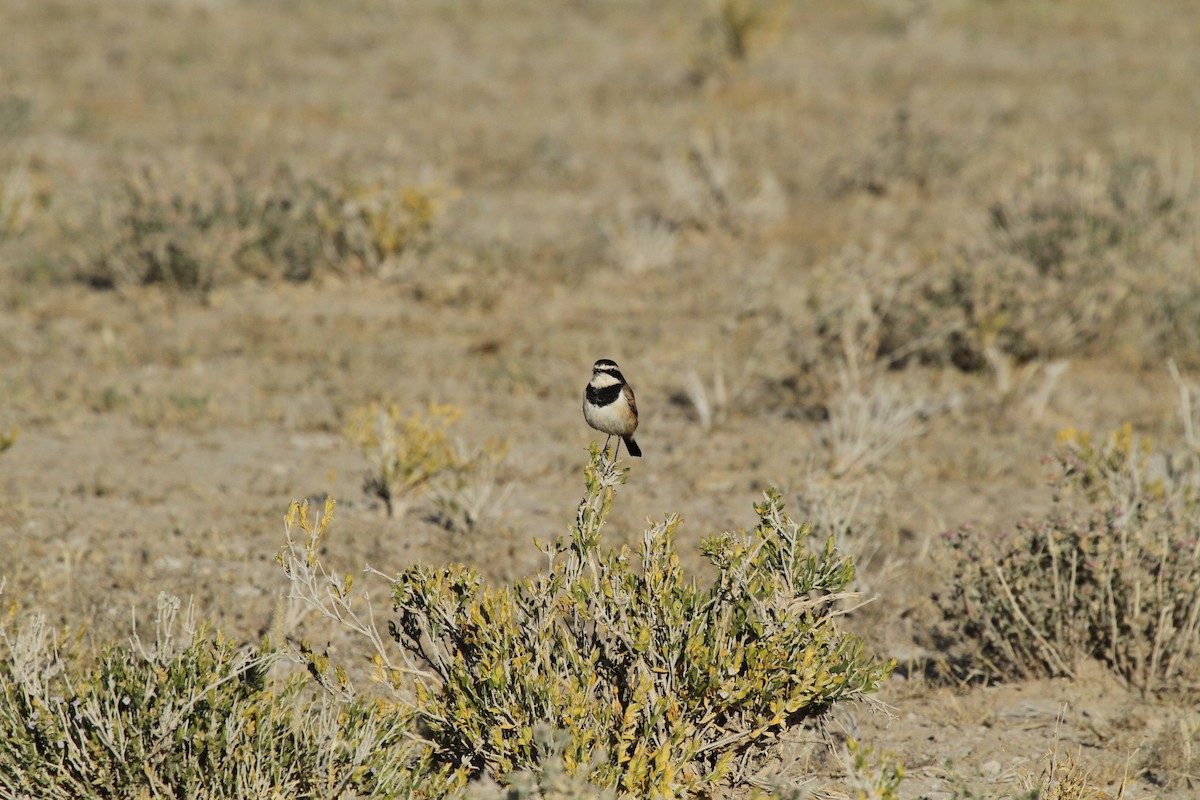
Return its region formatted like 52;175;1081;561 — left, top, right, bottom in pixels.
584;398;635;436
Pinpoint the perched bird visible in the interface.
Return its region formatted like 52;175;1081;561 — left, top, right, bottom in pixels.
583;358;642;459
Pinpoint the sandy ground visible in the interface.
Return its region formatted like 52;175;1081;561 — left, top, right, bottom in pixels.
2;0;1200;796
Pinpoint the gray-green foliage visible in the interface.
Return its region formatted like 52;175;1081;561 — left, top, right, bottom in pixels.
0;444;894;798
807;150;1197;374
454;725;619;800
82;161;445;293
937;425;1200;693
906;153;1192;368
387;445;892;796
0;594;419;799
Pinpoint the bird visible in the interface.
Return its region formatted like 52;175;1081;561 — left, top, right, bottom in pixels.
583;358;642;459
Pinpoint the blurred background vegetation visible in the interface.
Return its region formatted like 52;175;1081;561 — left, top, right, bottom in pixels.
1;0;1199;796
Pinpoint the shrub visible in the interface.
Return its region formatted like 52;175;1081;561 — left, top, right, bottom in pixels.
823;109;963;198
821;382;927;478
0;593;422;799
344;402;471;517
338;181;445;271
660;128;786;237
0;426;16;454
802;151;1196;374
936;425;1200;693
841;739;904;800
301;445;892;795
454;725;619;800
875;152;1195;369
82;160;448;292
688;0;789;82
603;200;679;274
0;160;36;240
430;439;512;536
455;730;904;800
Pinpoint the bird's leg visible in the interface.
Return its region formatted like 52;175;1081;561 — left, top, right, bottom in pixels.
612;436;622;463
602;434;613;460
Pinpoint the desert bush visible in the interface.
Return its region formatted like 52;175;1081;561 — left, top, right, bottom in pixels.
0;159;36;240
871;151;1195;369
86;162;308;292
454;725;619;800
344;402;472;517
0;593;422;799
823;109;964;198
338;181;445;273
937;424;1200;693
988;153;1187;278
839;739;904;800
662;128;786;236
688;0;789;82
679;363;732;431
790;477;897;593
282;446;892;796
798;245;950;382
81;160;447;292
430;439;512;536
603;200;679;274
453;727;904;800
804;151;1196;374
821;382;927;478
1020;742;1112;800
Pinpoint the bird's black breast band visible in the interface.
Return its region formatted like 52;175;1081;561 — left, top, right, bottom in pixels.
586;383;624;406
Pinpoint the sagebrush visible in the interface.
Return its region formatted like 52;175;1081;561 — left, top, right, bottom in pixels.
0;593;422;799
80;160;447;292
803;149;1198;374
283;445;893;796
937;424;1200;693
344;401;471;517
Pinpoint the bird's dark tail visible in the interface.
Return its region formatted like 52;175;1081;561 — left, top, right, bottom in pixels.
624;435;642;458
